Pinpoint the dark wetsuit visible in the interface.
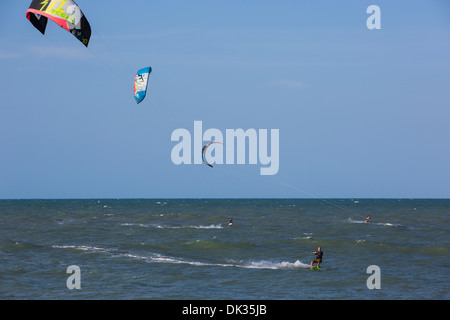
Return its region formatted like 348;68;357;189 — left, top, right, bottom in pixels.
313;250;323;263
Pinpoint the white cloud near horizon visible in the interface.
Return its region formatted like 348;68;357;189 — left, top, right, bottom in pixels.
26;45;91;60
0;52;21;59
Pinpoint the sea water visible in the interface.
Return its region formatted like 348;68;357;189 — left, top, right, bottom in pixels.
0;199;448;299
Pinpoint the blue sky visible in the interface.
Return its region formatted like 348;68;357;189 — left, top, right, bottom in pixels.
1;0;449;199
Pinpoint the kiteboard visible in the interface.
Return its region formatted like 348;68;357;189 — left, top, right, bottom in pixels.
309;266;322;271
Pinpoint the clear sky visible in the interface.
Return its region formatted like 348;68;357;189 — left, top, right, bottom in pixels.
1;0;449;199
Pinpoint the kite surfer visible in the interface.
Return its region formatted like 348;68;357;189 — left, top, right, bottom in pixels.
365;215;371;223
310;247;323;268
228;218;233;227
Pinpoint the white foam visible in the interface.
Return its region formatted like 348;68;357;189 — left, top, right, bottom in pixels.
53;244;308;270
345;218;365;224
120;223;149;227
294;232;313;240
52;245;115;253
375;222;402;227
242;260;309;270
120;223;224;229
191;224;223;229
345;218;404;228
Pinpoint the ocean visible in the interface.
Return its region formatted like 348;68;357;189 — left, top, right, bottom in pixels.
0;199;448;300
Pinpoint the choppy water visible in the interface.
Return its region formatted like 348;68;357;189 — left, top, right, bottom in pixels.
0;199;448;299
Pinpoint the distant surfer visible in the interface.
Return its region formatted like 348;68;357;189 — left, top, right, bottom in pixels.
228;218;233;227
310;247;323;268
365;215;371;223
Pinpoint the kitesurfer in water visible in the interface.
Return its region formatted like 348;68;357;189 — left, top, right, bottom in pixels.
228;218;233;227
310;247;323;268
365;215;371;223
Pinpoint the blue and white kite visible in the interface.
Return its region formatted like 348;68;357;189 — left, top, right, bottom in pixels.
134;67;152;104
